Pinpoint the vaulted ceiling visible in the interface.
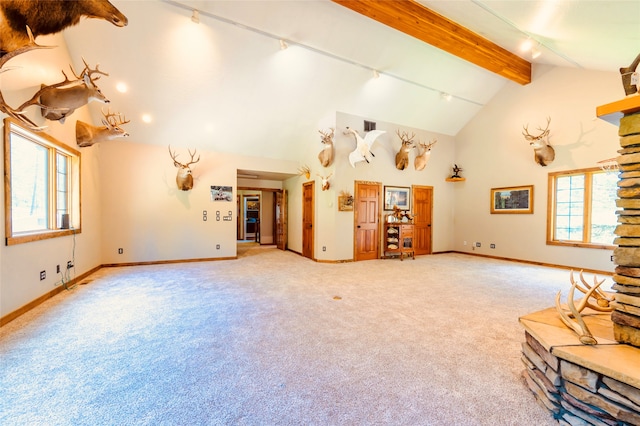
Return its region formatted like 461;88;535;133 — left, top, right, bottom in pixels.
53;0;639;162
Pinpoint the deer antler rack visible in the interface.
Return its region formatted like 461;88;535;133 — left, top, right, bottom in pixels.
0;26;55;130
554;270;613;345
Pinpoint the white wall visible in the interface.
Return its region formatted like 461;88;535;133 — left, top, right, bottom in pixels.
453;65;622;272
98;140;298;264
0;34;103;319
285;111;456;261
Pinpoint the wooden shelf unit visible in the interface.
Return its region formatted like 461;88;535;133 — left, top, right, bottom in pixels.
383;223;415;260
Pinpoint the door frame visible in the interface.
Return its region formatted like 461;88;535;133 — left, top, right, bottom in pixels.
302;181;314;260
353;180;382;261
412;184;434;255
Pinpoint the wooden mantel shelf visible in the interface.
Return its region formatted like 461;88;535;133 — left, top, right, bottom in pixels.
596;95;640;126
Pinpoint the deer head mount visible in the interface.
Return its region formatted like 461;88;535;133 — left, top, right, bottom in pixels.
169;145;200;191
298;165;311;179
317;128;335;167
522;117;555;167
414;139;437;171
395;130;415;170
317;173;332;191
0;0;128;54
76;108;130;147
39;59;110;123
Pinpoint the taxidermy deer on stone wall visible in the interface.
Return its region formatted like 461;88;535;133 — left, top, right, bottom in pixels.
39;59;110;123
395;130;415;170
169;146;200;191
0;0;128;54
414;139;437;171
76;108;129;147
317;128;335;167
522;117;555;167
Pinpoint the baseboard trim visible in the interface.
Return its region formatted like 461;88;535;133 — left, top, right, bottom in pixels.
101;256;237;268
445;250;613;276
0;265;101;327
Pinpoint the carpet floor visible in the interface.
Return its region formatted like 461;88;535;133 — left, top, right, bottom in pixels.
0;246;573;425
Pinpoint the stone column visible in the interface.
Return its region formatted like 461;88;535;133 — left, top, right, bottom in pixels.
612;110;640;347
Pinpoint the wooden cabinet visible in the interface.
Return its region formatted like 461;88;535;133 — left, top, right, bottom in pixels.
383;223;415;260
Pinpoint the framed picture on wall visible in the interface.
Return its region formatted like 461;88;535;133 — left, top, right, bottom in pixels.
384;186;410;210
211;185;233;201
490;185;533;214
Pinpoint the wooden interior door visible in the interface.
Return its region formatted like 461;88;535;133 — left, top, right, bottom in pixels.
275;190;287;250
412;185;433;255
354;181;380;261
302;182;314;259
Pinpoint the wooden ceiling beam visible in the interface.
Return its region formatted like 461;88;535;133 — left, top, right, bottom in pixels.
331;0;531;85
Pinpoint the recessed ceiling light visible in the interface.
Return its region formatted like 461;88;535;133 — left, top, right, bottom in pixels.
116;82;128;93
142;114;152;123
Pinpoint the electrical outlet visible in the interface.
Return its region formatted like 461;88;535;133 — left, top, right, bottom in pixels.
490;244;495;249
322;246;326;252
475;242;481;247
216;244;220;249
67;261;73;269
463;241;467;246
56;265;60;273
118;248;123;254
40;270;46;280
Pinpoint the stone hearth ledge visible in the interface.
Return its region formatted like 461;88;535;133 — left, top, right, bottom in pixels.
520;307;640;390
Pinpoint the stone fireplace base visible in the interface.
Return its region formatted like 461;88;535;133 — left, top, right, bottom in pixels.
519;308;640;424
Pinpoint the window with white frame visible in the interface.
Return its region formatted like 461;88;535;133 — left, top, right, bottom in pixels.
547;167;617;248
4;118;81;245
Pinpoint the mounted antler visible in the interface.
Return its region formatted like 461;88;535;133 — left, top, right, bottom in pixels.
317;173;332;191
298;165;311;179
414;139;437;171
554;270;613;345
395;130;415;170
0;26;53;129
39;58;110;123
76;108;130;147
318;128;335;167
169;145;200;191
522;117;555;166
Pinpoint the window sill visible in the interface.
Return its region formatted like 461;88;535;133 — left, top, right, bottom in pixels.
6;228;81;246
546;240;615;250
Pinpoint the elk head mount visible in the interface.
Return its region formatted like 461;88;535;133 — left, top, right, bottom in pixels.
414;139;437;171
0;0;128;54
395;130;415;170
169;145;200;191
522;117;555;167
317;128;335;167
76;108;130;147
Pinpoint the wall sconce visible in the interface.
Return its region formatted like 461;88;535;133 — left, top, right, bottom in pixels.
191;9;200;24
280;39;288;50
441;92;452;101
373;70;380;78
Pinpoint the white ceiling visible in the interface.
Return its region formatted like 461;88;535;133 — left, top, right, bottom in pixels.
56;0;638;171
